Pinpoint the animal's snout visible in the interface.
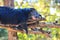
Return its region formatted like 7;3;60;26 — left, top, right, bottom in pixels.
31;15;46;21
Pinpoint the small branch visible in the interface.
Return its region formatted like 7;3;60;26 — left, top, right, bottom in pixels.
0;22;60;38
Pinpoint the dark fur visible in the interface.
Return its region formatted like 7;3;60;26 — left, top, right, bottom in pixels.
0;6;42;34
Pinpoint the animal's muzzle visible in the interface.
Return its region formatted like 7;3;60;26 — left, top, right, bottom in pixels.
31;16;46;21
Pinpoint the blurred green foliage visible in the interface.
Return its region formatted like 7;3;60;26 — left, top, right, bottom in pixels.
0;28;8;40
17;28;60;40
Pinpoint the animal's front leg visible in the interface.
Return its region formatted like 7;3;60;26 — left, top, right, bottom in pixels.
21;22;28;34
11;22;28;34
16;22;28;34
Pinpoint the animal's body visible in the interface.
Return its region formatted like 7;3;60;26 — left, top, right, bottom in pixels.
0;6;43;34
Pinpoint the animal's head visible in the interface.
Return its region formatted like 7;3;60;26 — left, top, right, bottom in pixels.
28;8;45;21
17;8;45;21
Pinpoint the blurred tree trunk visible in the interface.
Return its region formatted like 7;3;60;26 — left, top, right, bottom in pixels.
3;0;14;7
3;0;18;40
8;31;18;40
